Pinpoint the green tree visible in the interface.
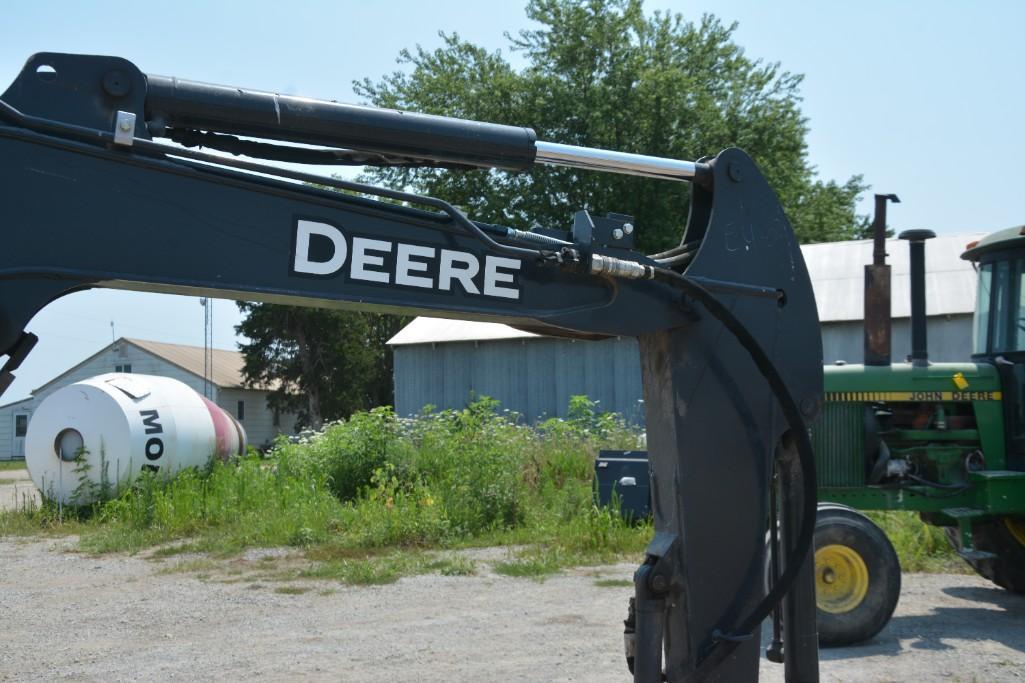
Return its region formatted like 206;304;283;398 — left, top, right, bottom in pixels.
356;0;867;251
235;303;407;428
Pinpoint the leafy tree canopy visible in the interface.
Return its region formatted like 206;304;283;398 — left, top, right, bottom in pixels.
356;0;867;251
236;303;406;429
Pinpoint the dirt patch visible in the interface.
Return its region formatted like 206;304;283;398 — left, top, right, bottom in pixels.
0;538;1023;681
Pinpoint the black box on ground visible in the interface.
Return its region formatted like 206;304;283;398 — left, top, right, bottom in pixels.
594;450;651;520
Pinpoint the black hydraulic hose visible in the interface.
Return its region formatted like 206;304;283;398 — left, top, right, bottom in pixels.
878;478;970;499
0;97;544;261
766;463;785;664
167;128;478;169
648;267;818;675
127;139;545;261
905;473;966;490
648;240;701;261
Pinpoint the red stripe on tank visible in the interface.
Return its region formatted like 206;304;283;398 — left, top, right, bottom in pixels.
200;396;235;462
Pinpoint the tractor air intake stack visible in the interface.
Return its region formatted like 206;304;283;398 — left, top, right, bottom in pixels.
899;229;936;366
864;194;900;365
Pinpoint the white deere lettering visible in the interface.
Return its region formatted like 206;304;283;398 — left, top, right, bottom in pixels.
483;256;521;299
438;250;480;294
293;220;348;275
290;220;521;299
395;243;435;289
351;237;392;283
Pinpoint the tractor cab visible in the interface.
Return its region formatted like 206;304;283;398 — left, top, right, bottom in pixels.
964;227;1025;470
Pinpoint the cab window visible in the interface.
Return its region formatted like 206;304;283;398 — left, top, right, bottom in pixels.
975;257;1025;354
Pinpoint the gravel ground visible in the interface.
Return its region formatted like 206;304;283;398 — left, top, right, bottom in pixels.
1;534;1024;682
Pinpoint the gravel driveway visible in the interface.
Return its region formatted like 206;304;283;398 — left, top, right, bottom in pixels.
1;536;1024;682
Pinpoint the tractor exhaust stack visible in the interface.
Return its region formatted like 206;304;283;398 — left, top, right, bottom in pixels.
864;194;900;366
899;228;936;366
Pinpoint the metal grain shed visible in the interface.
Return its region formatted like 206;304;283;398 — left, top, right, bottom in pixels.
389;233;986;423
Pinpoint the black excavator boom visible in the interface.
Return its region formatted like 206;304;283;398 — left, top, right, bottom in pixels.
0;52;823;681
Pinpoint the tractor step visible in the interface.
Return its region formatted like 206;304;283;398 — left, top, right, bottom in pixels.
958;549;998;561
941;507;987;519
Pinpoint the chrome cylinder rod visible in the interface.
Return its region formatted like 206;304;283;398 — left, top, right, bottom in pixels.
534;141;705;182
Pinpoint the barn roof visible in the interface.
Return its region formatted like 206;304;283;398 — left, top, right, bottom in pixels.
30;337;265;396
388;232;986;346
124;338;253;389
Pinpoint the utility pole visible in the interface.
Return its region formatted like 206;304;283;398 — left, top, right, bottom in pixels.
200;298;214;398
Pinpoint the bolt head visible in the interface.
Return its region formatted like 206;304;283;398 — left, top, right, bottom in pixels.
651;574;668;593
103;70;131;97
119;119;132;132
612;228;624;240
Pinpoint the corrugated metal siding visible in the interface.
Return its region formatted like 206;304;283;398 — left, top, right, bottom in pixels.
821;316;972;364
394;316;974;425
803;233;982;321
394;336;644;423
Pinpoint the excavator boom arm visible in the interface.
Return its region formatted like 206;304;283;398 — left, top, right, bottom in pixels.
0;52;823;681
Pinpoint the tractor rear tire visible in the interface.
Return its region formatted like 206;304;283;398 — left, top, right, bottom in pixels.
815;505;901;646
945;517;1025;594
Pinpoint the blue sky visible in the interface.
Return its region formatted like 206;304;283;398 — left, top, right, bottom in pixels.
1;1;1022;401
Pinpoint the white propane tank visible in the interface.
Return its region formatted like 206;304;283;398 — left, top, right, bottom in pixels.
25;373;246;505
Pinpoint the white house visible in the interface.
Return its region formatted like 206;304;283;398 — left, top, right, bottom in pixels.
0;337;298;460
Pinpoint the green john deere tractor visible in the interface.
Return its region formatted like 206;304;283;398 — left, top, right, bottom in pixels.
812;199;1025;645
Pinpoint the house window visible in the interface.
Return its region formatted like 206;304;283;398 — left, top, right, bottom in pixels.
236;400;245;421
14;414;28;438
115;364;132;373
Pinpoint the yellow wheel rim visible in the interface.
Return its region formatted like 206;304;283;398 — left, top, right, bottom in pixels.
815;544;870;614
1005;517;1025;547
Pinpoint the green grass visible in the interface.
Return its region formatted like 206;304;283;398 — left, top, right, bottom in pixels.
0;397;646;583
867;511;967;573
274;585;310;595
156;558;221;575
495;554;562;579
295;551;479;585
594;578;632;588
0;460;26;471
149;543;204;558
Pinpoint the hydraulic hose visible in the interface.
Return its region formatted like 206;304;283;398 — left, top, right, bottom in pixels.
649;266;818;676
